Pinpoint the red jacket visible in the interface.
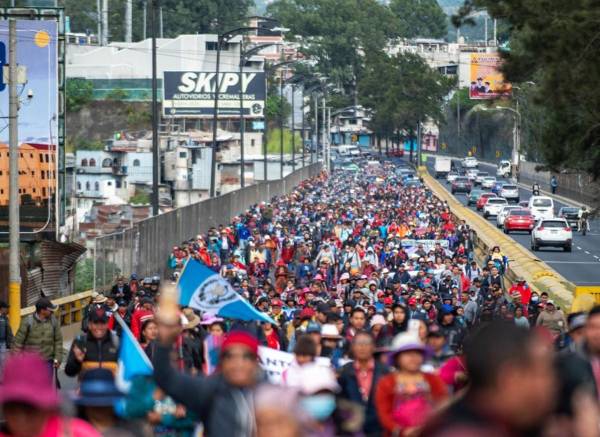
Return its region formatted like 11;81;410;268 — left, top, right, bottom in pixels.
130;309;154;340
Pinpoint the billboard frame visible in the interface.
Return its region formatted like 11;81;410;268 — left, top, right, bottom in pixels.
0;7;65;241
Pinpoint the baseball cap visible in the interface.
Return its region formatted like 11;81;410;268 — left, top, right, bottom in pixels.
35;297;57;312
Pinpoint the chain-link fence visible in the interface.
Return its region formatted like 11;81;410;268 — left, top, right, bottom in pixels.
92;163;323;292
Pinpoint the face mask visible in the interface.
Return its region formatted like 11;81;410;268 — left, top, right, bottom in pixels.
531;296;539;302
300;394;336;421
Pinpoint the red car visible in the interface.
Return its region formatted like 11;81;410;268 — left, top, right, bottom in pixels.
476;193;497;211
504;209;535;234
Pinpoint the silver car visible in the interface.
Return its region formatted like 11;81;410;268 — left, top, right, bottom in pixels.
499;184;520;203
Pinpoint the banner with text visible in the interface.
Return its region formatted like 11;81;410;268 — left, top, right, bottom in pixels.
163;71;265;118
469;53;512;100
258;346;331;384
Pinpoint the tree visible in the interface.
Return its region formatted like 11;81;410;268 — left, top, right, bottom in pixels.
389;0;448;39
454;0;600;178
66;78;94;112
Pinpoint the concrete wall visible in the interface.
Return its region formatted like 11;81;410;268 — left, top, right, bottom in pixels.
93;163;323;290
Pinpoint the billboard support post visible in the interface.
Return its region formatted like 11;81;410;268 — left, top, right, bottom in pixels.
8;19;20;333
151;0;159;216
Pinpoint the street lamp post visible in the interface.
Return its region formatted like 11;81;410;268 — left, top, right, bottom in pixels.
494;104;521;180
291;82;296;171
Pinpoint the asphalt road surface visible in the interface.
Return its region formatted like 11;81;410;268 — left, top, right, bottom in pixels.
426;156;600;286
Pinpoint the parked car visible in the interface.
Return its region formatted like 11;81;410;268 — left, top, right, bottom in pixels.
451;176;472;194
475;172;489;185
496;205;522;228
531;218;573;252
504;209;536;234
558;207;581;229
528;196;555;221
463;156;479;168
481;176;497;189
477;193;498;211
499;184;520;203
467;189;485;206
483;197;508;218
446;171;459;183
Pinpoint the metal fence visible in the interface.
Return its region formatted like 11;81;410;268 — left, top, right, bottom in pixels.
92;162;323;292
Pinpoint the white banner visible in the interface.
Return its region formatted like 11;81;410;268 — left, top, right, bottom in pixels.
258;346;331;384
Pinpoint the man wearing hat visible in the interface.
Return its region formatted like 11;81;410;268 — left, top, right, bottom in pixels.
13;297;62;371
153;323;263;436
65;308;119;378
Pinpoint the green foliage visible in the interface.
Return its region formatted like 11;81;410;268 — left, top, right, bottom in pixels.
266;128;303;154
389;0;448;39
265;95;291;123
74;138;105;151
130;191;150;205
104;88;128;101
454;0;600;178
75;258;121;293
66;78;94;112
125;104;152;127
359;52;454;138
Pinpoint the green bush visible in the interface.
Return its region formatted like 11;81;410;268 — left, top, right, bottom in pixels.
66;78;94;112
266;128;303;154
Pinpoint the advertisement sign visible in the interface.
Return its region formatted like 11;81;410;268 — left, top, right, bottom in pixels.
0;20;58;233
469;53;512;100
163;71;265;118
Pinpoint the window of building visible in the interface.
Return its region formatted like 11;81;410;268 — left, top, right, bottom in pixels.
41;171;45;180
179;151;187;158
107;181;112;186
42;187;46;197
116;180;121;188
85;181;90;190
32;188;36;193
251;139;256;146
30;153;33;158
45;154;49;163
206;41;218;51
102;158;112;168
31;171;34;176
0;171;2;176
123;181;127;188
94;181;99;191
89;158;96;167
51;154;55;163
133;159;140;167
0;189;3;194
81;159;88;167
77;182;81;190
19;153;23;158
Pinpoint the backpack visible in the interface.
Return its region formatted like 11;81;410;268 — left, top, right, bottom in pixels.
23;314;58;346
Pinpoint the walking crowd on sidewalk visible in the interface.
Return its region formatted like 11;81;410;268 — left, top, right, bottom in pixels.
1;159;599;437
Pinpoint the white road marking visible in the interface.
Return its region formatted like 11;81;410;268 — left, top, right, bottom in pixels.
545;261;600;264
585;251;591;254
577;246;582;250
594;255;599;259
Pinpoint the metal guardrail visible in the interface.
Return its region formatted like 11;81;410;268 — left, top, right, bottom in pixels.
20;290;93;327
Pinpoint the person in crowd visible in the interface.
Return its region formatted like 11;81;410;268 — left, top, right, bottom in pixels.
421;322;556;436
254;385;302;437
375;332;448;436
536;299;568;341
283;334;318;387
0;300;12;369
131;297;155;340
140;318;158;356
338;331;389;436
82;293;109;333
111;276;132;303
12;297;62;375
0;352;100;437
153;323;263;436
65;308;119;378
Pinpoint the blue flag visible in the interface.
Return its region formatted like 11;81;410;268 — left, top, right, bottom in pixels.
178;259;276;324
114;314;153;393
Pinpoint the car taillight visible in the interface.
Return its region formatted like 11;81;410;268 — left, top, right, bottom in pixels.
538;227;544;231
564;227;571;231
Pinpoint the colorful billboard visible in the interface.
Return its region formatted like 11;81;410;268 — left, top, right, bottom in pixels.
469;53;512;99
0;19;58;233
163;71;266;118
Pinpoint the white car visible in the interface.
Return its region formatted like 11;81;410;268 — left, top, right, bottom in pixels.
483;197;508;218
446;171;459;183
496;160;512;178
496;205;522;227
528;196;555;221
481;176;497;189
499;184;520;203
531;218;573;252
475;172;489;185
465;168;479;181
463;157;479;168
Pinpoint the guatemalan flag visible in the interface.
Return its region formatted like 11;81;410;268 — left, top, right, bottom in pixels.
114;314;153;393
178;259;276;324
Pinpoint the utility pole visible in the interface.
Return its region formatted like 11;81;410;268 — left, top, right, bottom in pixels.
291;83;295;171
125;0;132;42
312;93;317;165
97;0;102;43
8;19;21;333
239;50;245;188
417;121;422;167
142;1;147;40
484;15;488;46
493;19;497;45
262;72;268;181
301;86;305;167
159;6;163;38
102;0;109;45
209;36;222;197
279;71;284;179
321;97;326;171
151;0;159;215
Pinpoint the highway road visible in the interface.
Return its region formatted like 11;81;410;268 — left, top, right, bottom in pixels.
426;156;600;286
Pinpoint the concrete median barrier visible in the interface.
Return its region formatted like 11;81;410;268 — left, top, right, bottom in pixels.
420;169;575;309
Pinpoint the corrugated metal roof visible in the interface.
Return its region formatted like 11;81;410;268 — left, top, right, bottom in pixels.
41;241;86;298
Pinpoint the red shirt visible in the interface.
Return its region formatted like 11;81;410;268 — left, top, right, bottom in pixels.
354;359;375;402
265;330;280;350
